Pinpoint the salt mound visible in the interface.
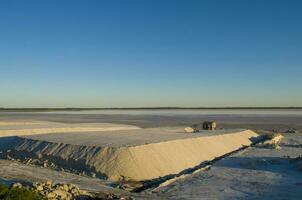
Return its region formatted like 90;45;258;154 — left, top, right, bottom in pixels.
2;129;259;181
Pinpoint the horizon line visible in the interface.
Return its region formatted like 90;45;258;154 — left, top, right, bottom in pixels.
1;107;302;111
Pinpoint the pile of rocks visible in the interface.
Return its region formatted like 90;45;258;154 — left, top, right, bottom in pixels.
257;133;284;149
32;181;88;200
23;158;57;169
11;181;132;200
91;192;133;200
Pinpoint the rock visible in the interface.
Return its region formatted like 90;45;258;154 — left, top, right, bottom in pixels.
91;172;97;178
286;128;298;134
32;182;39;188
46;192;56;199
36;185;44;191
107;193;119;199
258;133;284;149
70;188;79;195
26;158;33;164
62;184;69;192
53;189;68;199
273;145;282;150
6;155;13;160
119;180;143;191
54;184;62;190
32;181;86;200
46;180;53;187
184;126;198;133
12;183;22;188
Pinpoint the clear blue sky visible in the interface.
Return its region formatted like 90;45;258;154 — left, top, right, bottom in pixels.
0;0;301;108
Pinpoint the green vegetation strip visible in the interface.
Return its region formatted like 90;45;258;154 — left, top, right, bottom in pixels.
0;184;44;200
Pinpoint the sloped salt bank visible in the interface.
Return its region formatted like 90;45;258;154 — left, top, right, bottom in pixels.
0;127;260;181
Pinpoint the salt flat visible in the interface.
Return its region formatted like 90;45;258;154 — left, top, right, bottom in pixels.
0;113;301;199
0;121;140;138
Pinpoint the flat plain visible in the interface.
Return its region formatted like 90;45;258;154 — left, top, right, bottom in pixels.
0;110;301;199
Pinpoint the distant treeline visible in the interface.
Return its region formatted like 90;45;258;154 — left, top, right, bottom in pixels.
0;107;302;112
